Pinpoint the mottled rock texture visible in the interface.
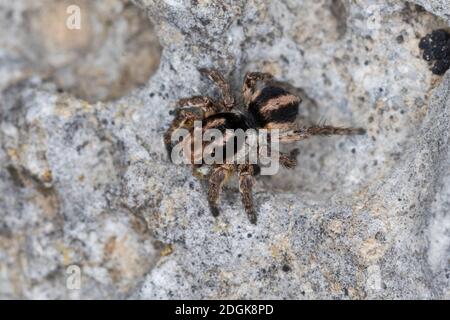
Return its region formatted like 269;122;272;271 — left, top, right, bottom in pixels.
413;0;450;21
0;0;449;299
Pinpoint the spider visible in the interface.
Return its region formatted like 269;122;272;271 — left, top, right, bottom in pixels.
164;69;365;224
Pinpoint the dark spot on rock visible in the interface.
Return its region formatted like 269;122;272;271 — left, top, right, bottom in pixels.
414;4;426;12
351;148;356;154
396;35;404;44
6;165;25;188
199;18;211;26
419;29;450;75
330;0;348;38
247;233;252;238
282;264;291;272
375;231;386;242
76;141;89;153
0;222;13;238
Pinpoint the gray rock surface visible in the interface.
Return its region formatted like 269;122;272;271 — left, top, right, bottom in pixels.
0;0;449;299
412;0;450;21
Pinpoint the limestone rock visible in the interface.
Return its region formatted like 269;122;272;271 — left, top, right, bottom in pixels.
0;0;449;299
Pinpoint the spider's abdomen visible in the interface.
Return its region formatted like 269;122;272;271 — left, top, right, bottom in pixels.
248;86;300;130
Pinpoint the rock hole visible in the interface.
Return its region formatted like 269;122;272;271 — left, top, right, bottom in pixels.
24;0;162;103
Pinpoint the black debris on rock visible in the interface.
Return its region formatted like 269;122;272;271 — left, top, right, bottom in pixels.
419;29;450;75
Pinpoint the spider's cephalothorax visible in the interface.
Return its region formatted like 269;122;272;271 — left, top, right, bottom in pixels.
164;69;365;224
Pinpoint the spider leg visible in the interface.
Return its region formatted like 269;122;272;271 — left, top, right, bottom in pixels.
238;164;257;224
261;139;298;169
279;125;366;143
279;152;298;169
198;68;235;110
242;71;274;106
164;110;198;161
207;164;234;218
178;96;223;114
164;96;223;160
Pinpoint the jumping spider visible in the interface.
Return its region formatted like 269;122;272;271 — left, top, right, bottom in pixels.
164;69;365;224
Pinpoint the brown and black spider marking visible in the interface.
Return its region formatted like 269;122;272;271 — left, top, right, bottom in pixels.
164;68;365;224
